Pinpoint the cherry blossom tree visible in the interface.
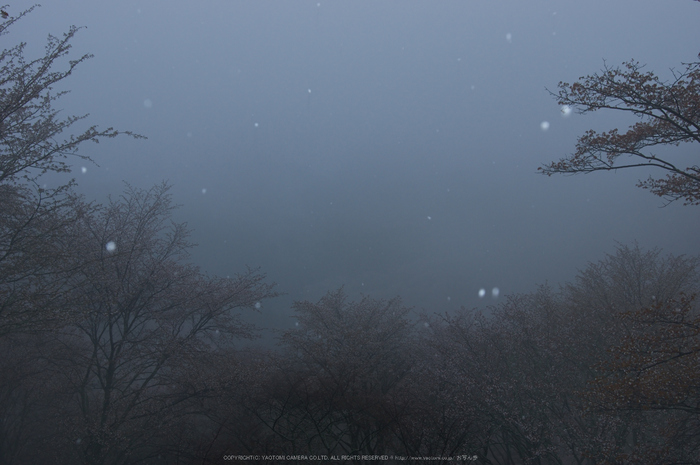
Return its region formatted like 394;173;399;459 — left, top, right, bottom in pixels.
540;60;700;205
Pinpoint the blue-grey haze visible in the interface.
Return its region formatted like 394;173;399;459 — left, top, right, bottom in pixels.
12;0;700;331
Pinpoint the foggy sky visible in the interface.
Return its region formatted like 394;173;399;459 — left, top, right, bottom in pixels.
12;0;700;329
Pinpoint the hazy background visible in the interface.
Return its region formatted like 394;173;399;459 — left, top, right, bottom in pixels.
11;0;700;332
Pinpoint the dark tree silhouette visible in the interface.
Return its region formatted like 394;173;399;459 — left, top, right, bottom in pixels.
255;288;417;456
540;60;700;205
0;7;141;335
588;293;700;464
43;183;277;465
423;243;700;465
0;8;148;463
0;183;92;336
0;6;142;184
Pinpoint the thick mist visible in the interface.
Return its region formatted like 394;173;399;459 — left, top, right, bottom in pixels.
14;0;700;330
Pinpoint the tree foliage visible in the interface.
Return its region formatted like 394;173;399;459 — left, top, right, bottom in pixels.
540;60;700;205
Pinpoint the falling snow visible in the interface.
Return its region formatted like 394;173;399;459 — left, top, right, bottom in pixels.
3;3;697;463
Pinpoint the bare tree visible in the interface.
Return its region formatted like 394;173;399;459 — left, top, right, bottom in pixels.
428;290;574;465
564;242;699;315
0;6;141;335
0;6;142;184
39;183;276;465
0;183;94;336
588;293;700;464
564;243;700;463
0;9;280;464
422;243;700;465
0;333;74;465
256;288;417;456
540;60;700;205
406;312;490;463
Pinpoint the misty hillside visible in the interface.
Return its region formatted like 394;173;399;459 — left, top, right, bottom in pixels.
1;1;699;464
